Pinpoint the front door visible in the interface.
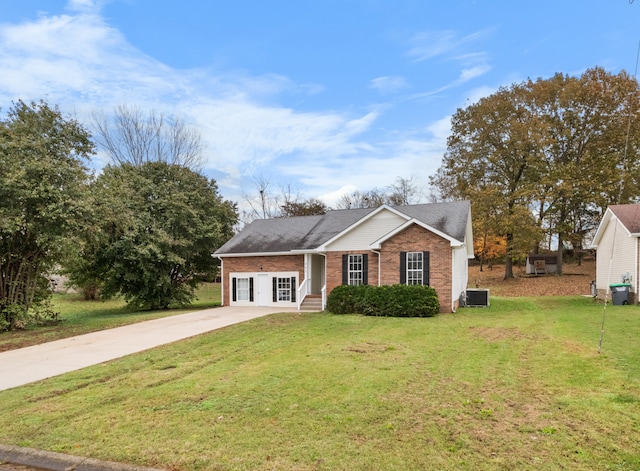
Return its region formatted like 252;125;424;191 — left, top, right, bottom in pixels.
257;273;271;306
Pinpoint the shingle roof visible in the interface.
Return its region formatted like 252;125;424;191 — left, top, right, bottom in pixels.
215;200;470;255
609;204;640;235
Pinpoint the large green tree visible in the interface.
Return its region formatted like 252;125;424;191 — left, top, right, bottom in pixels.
432;67;640;279
70;162;237;310
0;100;94;330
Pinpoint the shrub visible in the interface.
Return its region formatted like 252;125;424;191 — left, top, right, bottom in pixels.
326;285;372;314
327;284;439;317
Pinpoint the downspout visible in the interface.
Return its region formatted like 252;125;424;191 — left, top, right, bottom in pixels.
370;250;381;286
216;256;224;306
320;253;327;310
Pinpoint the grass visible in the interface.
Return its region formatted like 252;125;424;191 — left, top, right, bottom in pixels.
1;296;639;470
0;283;221;351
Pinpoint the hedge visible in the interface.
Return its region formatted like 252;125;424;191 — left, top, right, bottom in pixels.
326;284;440;317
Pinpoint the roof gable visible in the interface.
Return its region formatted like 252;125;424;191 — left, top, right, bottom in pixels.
592;204;640;248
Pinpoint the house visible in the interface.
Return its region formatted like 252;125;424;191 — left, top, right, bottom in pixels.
591;204;640;303
214;201;474;313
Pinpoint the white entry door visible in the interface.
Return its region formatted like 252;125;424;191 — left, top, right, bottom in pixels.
257;273;271;306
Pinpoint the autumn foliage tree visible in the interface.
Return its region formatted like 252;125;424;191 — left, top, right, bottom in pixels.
432;67;640;279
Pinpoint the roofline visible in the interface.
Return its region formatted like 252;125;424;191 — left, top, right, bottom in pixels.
368;218;463;249
591;207;636;248
317;204;409;251
214;251;297;258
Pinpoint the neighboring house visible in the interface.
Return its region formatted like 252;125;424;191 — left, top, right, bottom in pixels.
591;204;640;303
214;201;474;313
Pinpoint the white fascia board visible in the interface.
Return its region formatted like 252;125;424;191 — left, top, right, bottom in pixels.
465;206;474;258
317;204;410;251
368;219;462;249
591;208;614;249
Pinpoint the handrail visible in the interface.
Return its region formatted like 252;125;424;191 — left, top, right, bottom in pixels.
321;284;327;310
297;278;310;311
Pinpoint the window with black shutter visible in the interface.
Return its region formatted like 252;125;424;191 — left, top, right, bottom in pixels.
401;251;430;286
341;254;368;285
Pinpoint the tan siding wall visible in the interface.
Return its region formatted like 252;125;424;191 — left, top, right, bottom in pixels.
327;210;406;251
596;219;637;302
221;255;304;306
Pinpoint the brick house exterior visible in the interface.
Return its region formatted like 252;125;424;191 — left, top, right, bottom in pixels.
215;202;473;313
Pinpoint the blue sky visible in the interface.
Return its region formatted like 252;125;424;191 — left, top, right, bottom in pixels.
1;0;639;207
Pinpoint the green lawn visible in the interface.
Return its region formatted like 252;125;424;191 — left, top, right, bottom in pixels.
0;283;221;351
1;297;639;470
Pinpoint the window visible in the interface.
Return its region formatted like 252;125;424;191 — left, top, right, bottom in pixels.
341;253;368;285
400;251;430;286
406;252;423;285
348;254;364;285
277;277;291;302
232;276;254;302
236;277;250;301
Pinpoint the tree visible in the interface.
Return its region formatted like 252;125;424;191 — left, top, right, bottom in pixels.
93;105;205;170
532;68;640;273
432;67;640;279
240;176;327;223
432;81;542;279
386;176;422;206
280;198;328;217
0;100;94;330
69;162;237;310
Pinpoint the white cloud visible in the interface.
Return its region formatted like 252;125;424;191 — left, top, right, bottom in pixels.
370;76;410;95
0;1;451;206
407;29;492;63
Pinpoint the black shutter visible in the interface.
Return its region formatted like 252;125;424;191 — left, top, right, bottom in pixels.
232;277;237;302
362;254;369;285
342;254;348;285
249;277;254;302
400;252;406;284
291;276;296;302
423;252;430;286
272;277;278;302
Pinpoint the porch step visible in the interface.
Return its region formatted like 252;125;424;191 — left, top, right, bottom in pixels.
299;296;323;311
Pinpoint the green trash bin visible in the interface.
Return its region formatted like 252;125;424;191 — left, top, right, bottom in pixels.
610;283;631;305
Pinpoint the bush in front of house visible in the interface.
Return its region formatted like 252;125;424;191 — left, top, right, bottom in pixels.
326;285;373;314
327;284;440;317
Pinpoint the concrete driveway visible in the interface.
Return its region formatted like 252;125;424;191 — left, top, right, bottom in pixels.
0;306;296;392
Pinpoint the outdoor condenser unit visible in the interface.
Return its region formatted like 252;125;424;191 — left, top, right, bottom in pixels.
465;289;490;307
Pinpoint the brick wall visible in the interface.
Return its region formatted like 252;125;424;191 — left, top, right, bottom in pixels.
325;224;453;313
325;250;379;294
221;255;304;306
380;225;453;313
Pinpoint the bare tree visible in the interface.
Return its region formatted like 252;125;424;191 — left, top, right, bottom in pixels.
93;105;205;170
386;176;421;206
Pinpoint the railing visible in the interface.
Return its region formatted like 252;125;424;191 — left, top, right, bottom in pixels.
321;284;326;311
297;278;310;311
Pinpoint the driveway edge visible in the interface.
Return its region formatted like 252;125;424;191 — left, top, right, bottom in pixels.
0;444;165;471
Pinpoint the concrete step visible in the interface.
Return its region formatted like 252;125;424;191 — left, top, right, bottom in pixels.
299;296;323;311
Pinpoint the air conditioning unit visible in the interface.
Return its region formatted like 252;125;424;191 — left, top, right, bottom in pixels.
465;289;490;307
